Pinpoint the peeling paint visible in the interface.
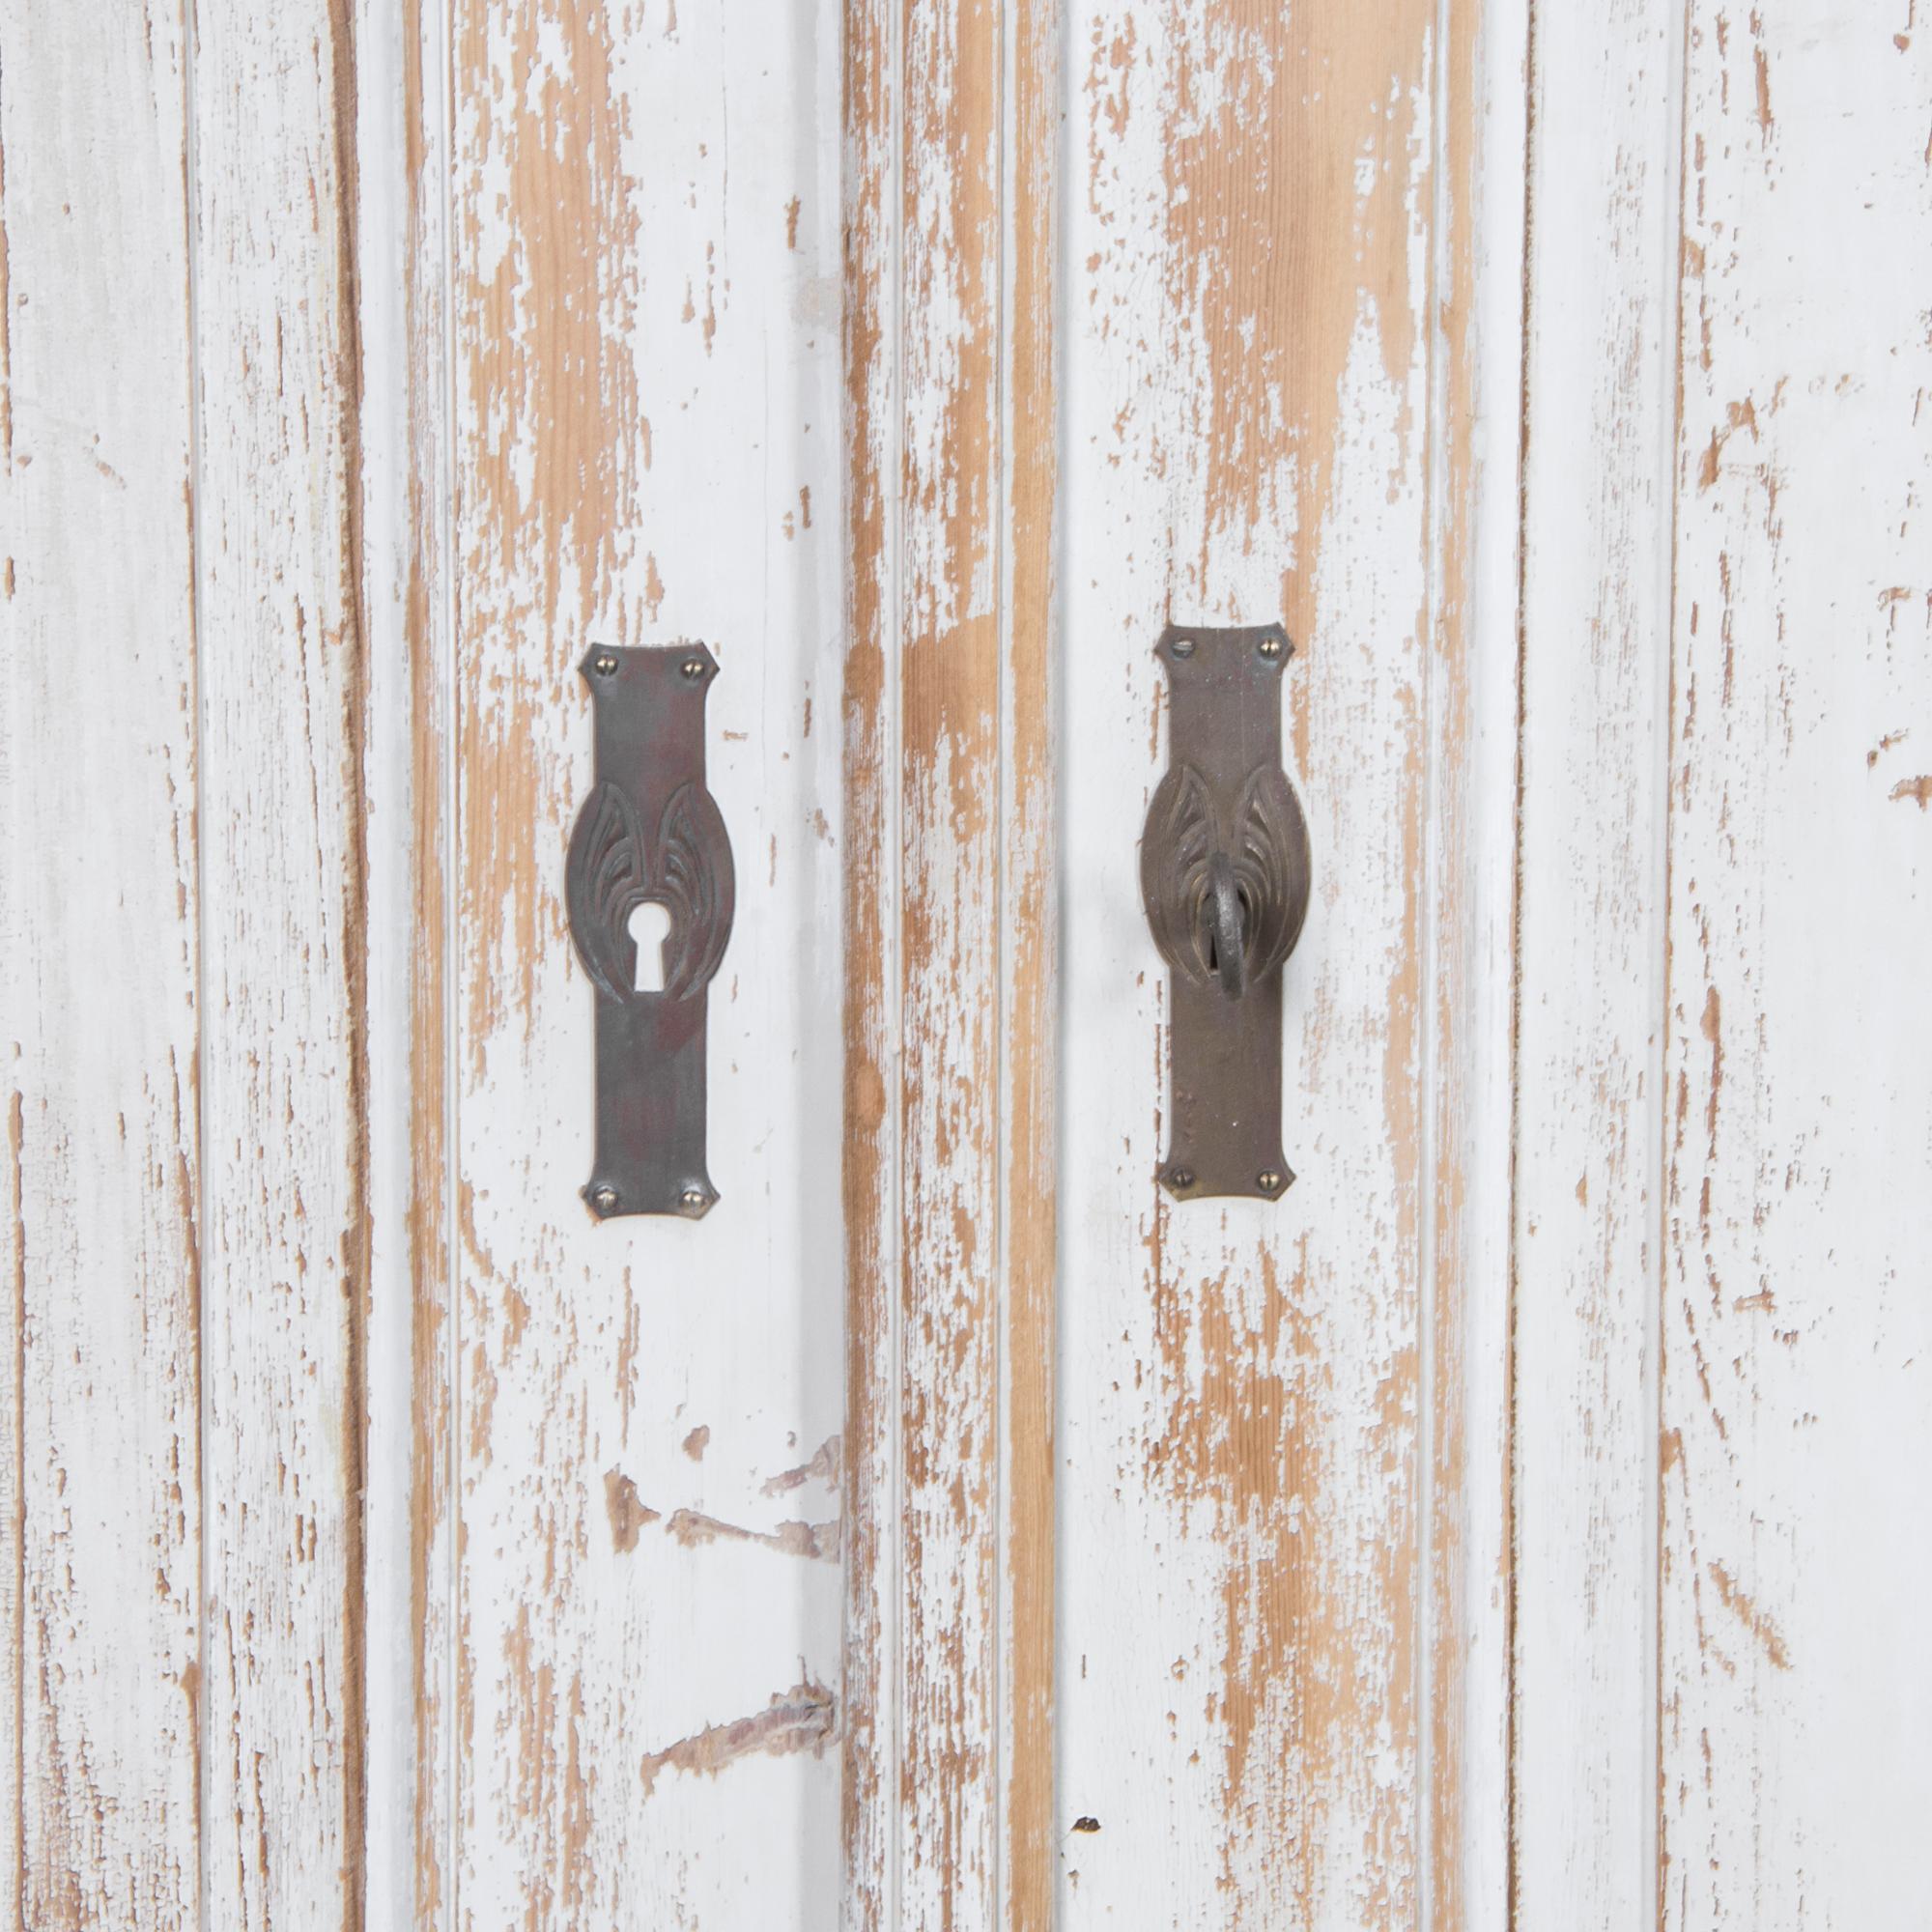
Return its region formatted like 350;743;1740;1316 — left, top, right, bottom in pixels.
639;1679;836;1797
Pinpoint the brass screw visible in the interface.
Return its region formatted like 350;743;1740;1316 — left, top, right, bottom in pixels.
680;1186;709;1211
1170;637;1195;659
593;651;619;676
1258;636;1284;662
1167;1166;1195;1190
1258;1169;1284;1192
680;656;707;680
590;1185;619;1215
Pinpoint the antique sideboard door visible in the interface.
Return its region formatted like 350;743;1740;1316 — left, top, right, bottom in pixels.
4;4;1926;1928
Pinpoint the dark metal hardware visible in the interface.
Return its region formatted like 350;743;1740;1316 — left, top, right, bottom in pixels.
566;643;734;1220
1139;622;1311;1201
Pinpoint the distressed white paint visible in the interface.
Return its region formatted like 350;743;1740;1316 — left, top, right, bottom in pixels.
444;5;847;1926
1660;7;1932;1923
189;5;371;1922
1515;3;1932;1926
354;0;459;1921
1424;0;1528;1919
5;2;1930;1926
0;8;202;1926
1053;4;1485;1924
1512;1;1682;1922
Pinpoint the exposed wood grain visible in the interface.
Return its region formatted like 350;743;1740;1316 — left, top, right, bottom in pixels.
1511;1;1682;1922
402;0;460;1914
447;4;846;1922
1660;7;1932;1923
352;0;457;1923
841;2;1062;1923
1425;2;1526;1924
1054;1;1501;1922
189;3;373;1921
996;3;1063;1925
0;8;203;1925
894;0;1008;1920
15;4;1931;1923
838;0;901;1921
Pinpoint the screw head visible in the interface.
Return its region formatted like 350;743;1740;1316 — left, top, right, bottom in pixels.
592;651;619;676
679;1186;713;1215
680;656;708;680
589;1184;619;1215
1258;636;1284;662
1258;1169;1285;1193
1163;1165;1195;1193
1170;637;1196;659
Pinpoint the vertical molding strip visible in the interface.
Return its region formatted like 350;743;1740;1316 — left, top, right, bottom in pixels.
839;0;903;1924
893;0;1005;1908
996;3;1062;1926
843;1;1060;1923
1425;1;1527;1927
190;2;373;1924
351;1;458;1925
1511;0;1683;1921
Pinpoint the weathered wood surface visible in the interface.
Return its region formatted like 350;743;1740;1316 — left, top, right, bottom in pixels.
190;6;374;1922
1054;2;1515;1923
440;1;848;1926
840;1;1061;1925
354;0;458;1921
0;9;203;1926
1514;2;1932;1926
6;1;1930;1926
1512;1;1680;1921
1660;6;1932;1924
1429;4;1527;1922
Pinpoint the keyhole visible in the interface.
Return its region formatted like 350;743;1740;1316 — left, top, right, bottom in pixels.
628;900;672;994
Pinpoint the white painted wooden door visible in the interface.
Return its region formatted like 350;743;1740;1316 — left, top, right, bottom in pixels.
2;3;1926;1929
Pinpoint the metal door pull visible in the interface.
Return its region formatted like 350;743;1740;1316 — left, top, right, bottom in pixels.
1139;622;1311;1200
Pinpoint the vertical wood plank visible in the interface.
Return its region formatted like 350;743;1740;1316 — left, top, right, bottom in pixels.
1661;8;1932;1923
841;1;1062;1922
895;0;1003;1920
447;5;847;1923
997;1;1063;1924
0;7;203;1925
838;0;902;1920
1053;1;1485;1923
189;2;371;1922
1511;0;1681;1920
403;1;460;1919
1426;0;1526;1923
353;0;457;1923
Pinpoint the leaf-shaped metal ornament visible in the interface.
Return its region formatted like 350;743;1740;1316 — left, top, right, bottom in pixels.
657;781;735;1001
566;781;650;1003
1139;762;1216;986
1229;765;1311;985
569;643;735;1219
1138;622;1310;1201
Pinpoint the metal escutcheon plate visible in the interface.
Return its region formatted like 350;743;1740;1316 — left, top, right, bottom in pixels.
566;643;734;1220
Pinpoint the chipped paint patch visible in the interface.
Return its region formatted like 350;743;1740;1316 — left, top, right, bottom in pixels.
639;1679;836;1797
